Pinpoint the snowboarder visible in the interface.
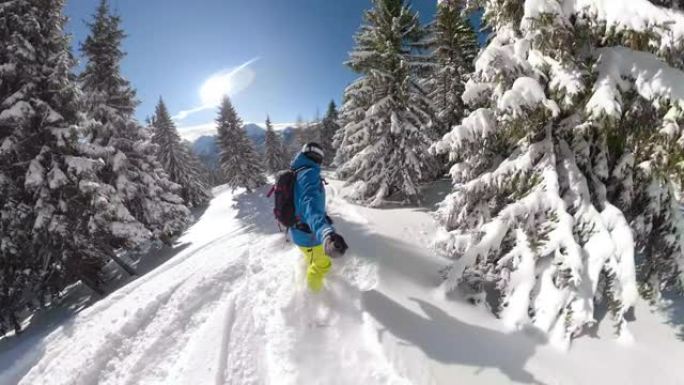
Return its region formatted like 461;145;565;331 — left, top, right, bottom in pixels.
290;142;348;292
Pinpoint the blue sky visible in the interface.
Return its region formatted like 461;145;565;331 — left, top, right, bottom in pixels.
64;0;479;138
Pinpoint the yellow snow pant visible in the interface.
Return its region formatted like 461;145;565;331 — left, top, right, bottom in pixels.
299;245;332;293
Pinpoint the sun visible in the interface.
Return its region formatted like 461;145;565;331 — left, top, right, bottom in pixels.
198;60;258;107
199;72;233;107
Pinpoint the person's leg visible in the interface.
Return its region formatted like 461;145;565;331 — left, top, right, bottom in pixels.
299;245;332;293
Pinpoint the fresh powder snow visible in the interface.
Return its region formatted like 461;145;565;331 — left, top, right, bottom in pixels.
1;178;682;385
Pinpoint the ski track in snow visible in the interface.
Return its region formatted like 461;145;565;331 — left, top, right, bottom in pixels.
5;186;407;385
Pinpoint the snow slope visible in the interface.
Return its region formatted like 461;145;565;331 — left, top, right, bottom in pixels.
1;179;683;385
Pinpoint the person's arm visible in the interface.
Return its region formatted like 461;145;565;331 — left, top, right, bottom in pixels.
297;169;334;244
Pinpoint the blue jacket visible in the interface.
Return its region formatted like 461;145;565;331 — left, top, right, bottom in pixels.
289;153;335;247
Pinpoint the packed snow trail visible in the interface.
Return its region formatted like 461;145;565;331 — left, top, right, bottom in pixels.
2;181;684;385
3;185;406;385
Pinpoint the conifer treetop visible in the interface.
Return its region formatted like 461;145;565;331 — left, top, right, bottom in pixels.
80;0;137;120
152;97;211;207
216;96;266;191
216;96;242;129
264;114;288;172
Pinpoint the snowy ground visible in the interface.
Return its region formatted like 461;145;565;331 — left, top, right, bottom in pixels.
1;179;683;385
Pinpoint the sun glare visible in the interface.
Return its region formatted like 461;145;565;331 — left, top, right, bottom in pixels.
199;73;232;106
199;61;257;107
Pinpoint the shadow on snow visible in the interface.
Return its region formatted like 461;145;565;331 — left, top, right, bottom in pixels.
232;185;282;236
324;190;547;385
363;290;547;385
663;292;684;341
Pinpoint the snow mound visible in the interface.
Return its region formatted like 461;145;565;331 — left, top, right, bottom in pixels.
589;46;684;117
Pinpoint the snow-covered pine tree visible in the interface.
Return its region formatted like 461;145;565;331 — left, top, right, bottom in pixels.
264;116;288;172
80;0;191;242
433;0;684;345
0;0;148;334
320;100;341;166
151;99;212;207
335;0;439;206
423;0;479;137
651;0;684;10
215;97;267;191
333;92;367;167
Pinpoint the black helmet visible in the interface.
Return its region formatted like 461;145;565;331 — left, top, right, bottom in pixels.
301;142;324;164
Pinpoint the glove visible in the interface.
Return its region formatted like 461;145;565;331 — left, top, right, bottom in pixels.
324;233;348;258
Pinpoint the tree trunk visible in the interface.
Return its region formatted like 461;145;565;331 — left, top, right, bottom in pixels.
11;313;21;335
80;276;106;296
111;254;137;276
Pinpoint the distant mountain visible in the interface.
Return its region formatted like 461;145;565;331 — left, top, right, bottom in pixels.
191;124;296;173
192;135;220;171
243;123;266;146
244;123;264;135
